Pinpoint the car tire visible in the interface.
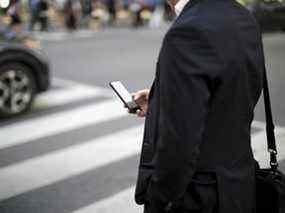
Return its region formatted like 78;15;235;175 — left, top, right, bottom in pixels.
0;62;36;118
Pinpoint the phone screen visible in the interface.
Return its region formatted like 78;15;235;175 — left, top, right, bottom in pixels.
110;81;133;104
109;81;140;112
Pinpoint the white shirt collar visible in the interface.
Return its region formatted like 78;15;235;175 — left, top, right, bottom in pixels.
174;0;190;16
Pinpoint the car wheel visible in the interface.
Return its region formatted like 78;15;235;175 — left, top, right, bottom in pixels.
0;62;36;118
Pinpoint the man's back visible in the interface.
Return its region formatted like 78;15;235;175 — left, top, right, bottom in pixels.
177;0;264;169
135;0;264;212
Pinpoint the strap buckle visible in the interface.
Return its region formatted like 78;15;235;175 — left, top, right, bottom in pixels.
268;148;277;154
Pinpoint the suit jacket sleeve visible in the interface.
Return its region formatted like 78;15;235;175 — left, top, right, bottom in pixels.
146;25;223;207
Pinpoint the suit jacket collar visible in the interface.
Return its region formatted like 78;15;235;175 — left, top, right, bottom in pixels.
178;0;235;17
180;0;201;15
175;0;191;16
172;0;201;27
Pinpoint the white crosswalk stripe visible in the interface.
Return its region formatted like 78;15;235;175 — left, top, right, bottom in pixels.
72;187;143;213
0;78;285;213
0;99;129;149
33;79;112;110
0;77;128;149
0;78;143;212
71;128;285;213
0;125;143;201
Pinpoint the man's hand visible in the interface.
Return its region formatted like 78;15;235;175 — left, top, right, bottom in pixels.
131;89;150;117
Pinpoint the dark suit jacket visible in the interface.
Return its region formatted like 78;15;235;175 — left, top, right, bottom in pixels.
135;0;265;212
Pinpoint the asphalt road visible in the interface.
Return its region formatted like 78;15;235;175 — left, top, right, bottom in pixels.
0;27;284;213
42;28;163;91
42;28;285;125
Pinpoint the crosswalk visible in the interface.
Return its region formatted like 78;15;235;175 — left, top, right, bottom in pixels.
0;78;284;213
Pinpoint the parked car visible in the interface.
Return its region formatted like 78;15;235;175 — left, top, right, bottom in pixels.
245;0;285;31
0;31;50;118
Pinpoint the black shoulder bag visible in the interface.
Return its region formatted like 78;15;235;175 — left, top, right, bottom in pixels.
255;65;285;213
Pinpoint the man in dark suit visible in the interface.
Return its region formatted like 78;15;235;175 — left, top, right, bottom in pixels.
132;0;265;212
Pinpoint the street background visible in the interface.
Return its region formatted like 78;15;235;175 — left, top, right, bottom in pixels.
0;0;285;212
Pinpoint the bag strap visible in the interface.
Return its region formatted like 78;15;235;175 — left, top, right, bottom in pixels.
263;65;278;171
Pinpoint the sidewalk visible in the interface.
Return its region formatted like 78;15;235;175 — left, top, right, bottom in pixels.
30;23;170;42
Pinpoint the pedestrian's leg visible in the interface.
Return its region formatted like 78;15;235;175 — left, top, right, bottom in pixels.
40;17;48;31
29;15;36;31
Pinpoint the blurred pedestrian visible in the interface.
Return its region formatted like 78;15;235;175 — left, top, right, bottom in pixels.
4;0;23;40
7;0;22;30
130;0;143;27
105;0;117;25
28;0;49;31
163;0;174;21
132;0;266;212
130;0;156;28
80;0;92;17
37;0;49;31
28;0;40;31
64;0;82;30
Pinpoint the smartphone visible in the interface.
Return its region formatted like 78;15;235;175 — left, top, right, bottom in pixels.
109;81;140;113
